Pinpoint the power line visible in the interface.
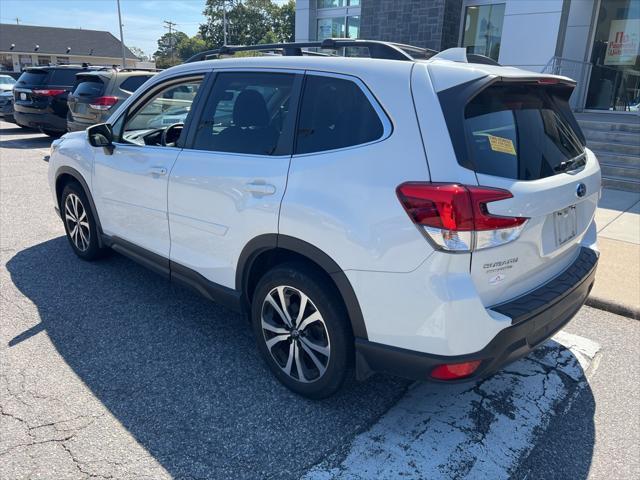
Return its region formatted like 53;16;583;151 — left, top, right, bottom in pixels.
163;20;177;64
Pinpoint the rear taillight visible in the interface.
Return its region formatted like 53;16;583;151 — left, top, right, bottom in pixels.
33;89;65;96
430;360;482;380
396;182;528;252
89;96;118;110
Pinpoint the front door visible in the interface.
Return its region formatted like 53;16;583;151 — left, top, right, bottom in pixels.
168;71;301;288
93;76;204;257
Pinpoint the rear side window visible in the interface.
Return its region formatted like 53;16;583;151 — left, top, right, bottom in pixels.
16;70;48;86
120;75;152;92
295;75;384;155
48;69;83;86
73;77;105;96
464;84;584;180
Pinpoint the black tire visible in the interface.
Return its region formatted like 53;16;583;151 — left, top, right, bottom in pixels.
251;263;353;399
60;182;106;261
42;129;63;138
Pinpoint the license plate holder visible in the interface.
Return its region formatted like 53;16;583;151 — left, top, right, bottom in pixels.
554;205;578;246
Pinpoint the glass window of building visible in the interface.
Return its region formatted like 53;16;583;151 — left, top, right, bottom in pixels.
347;15;360;39
57;56;70;65
37;56;51;66
317;0;359;8
462;3;506;61
0;54;13;71
585;0;640;111
317;17;346;39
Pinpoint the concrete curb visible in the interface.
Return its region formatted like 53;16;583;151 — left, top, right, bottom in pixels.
586;295;640;320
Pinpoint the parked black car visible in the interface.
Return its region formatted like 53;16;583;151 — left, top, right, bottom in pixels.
13;65;104;137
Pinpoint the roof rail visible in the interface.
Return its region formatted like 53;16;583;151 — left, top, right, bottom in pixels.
184;39;501;66
184;38;439;63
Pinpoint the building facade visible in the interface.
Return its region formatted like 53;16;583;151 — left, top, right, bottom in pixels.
0;24;140;72
296;0;640;113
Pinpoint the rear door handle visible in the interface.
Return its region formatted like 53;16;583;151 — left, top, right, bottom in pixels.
244;182;276;196
149;166;167;176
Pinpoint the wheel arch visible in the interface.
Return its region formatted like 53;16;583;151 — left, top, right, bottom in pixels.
55;166;104;247
237;234;368;340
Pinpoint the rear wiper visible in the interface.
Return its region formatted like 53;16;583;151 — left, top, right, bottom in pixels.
554;153;586;173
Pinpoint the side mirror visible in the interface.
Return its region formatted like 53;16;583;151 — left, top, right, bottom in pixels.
87;123;114;154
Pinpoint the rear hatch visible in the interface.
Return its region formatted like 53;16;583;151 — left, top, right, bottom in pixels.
14;67;81;113
430;69;601;308
14;69;49;109
67;73;108;123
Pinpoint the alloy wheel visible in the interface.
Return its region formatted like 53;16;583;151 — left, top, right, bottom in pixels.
64;193;90;252
261;285;331;383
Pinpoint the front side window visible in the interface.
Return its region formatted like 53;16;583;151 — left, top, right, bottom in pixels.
464;83;585;180
119;78;202;146
193;72;295;155
295;75;384;155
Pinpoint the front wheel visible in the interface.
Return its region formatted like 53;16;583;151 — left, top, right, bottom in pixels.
251;264;353;399
60;182;105;260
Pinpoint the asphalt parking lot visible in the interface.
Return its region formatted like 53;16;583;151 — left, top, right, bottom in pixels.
1;121;638;480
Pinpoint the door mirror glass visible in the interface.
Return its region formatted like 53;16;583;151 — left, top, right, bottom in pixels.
87;123;114;152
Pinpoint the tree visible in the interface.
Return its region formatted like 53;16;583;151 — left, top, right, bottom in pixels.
199;0;295;47
154;30;189;66
128;46;150;61
176;35;208;61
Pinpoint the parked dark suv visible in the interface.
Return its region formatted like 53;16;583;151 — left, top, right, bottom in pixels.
67;69;156;132
13;65;103;136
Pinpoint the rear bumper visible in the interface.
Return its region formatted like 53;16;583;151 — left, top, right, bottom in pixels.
14;110;67;132
67;118;92;132
355;247;598;382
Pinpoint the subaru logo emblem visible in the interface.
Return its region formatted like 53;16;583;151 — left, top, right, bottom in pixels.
576;183;586;198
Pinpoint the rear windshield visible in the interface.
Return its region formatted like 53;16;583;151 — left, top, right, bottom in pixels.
73;77;105;96
464;84;585;180
16;70;48;86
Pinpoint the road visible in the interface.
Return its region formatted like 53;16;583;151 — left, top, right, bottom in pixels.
1;122;638;479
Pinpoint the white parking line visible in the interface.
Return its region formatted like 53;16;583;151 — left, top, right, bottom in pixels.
303;332;601;480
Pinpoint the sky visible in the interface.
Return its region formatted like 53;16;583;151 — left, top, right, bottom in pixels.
0;0;208;57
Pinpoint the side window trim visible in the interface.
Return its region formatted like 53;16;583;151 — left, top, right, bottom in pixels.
184;69;303;157
111;72;209;145
293;70;393;157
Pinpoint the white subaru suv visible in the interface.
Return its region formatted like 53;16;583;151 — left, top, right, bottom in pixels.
48;40;600;398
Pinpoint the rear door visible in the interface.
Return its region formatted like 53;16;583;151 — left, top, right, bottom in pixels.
453;80;600;306
168;70;301;288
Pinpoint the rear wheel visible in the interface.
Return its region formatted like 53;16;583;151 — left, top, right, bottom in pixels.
60;182;105;260
251;264;353;399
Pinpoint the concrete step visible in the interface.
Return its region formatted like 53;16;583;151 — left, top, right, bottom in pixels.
581;128;640;144
578;119;640;134
594;151;640;167
602;175;640;192
600;163;640;181
588;140;640;156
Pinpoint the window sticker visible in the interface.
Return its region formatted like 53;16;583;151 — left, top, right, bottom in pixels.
487;134;516;156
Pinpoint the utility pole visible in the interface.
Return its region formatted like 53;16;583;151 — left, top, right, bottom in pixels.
163;20;177;64
116;0;126;68
223;1;227;46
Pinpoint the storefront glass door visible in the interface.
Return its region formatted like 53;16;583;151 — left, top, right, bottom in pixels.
585;0;640;111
